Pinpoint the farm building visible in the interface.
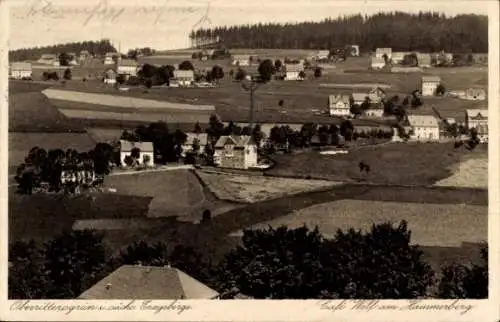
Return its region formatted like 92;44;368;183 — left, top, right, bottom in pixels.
79;265;220;299
316;50;330;60
119;140;154;167
117;59;139;78
416;53;432;68
351;87;385;106
329;94;351;117
61;164;96;187
391;52;410;64
421;75;441;96
465;109;488;143
172;70;195;87
464;88;486;101
37;53;58;65
406;114;440;141
214;135;258;169
9;62;32;80
104;52;120;65
79;50;91;62
181;132;208;157
284;64;305;81
375;48;392;60
371;56;386;69
232;54;251;66
103;69;117;84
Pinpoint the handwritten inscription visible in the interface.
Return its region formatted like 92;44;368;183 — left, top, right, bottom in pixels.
318;299;475;316
10;299;192;316
24;0;205;26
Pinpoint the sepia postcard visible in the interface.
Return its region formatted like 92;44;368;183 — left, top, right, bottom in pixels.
0;0;499;321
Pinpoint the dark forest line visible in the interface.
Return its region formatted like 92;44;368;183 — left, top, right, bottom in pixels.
190;12;488;53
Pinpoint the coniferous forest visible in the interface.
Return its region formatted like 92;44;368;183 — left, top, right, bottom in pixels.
191;12;488;53
9;39;117;62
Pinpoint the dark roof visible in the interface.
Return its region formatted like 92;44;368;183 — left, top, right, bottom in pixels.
214;135;255;148
79;265;219;299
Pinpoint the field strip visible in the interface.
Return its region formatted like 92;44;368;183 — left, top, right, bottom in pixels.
58;108;211;124
319;83;392;89
42;89;216;111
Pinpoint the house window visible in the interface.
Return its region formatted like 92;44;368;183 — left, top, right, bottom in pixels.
225;145;234;157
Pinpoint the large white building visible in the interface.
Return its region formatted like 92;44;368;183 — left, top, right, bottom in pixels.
117;59;139;78
465;109;488;143
406;114;440;141
214;135;258;169
421;75;441;96
38;53;58;65
172;70;195;87
119;140;154;167
284;64;305;81
9;62;32;79
329;94;351;117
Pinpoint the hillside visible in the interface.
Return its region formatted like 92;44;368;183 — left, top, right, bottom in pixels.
193;12;487;52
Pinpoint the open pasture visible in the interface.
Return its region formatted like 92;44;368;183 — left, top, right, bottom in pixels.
435;156;488;189
267;142;488;186
228;199;487;248
9;90;87;133
195;171;342;203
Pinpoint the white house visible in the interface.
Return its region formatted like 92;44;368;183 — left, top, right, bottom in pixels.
119;140;154;167
406;114;440;141
181;133;208;157
67;52;79;65
416;53;432;68
9;62;32;79
284;64;305;81
38;53;58;65
351;87;385;106
371;56;386;69
465;109;488;143
421;75;441;96
173;70;195;87
375;48;392;60
349;45;360;57
103;69;117;84
117;59;139;78
316;50;330;60
214;135;258;169
329;94;351;117
232;55;250;66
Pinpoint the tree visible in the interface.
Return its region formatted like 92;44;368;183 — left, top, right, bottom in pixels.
382;53;389;65
59;52;70;66
349;105;362;118
192;138;201;153
201;209;212;223
63;68;72;80
43;230;109;298
314;67;322;78
258;59;275;82
210;65;224;82
272;59;282;72
251;124;264;147
438;245;488;298
124;155;135;167
435;84;446;96
318;125;330;146
217;221;433;299
131;147;141;160
340;120;354;141
298;70;306;80
207;114;225;143
193;122;203;134
179;60;195;71
235;68;246;81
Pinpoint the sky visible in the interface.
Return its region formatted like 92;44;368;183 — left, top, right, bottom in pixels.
7;0;493;52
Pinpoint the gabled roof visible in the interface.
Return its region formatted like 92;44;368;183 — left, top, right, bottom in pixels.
184;132;208;146
352;92;370;102
285;64;304;72
78;265;219;299
174;70;194;78
407;114;439;127
10;62;32;70
329;94;350;104
466;109;488;119
39;54;57;59
232;54;250;60
214;135;255;148
119;140;154;152
422;75;441;82
119;59;138;67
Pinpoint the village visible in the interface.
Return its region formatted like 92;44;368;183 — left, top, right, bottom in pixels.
7;9;489;302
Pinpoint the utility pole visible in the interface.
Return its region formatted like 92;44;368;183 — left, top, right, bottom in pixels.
242;78;260;130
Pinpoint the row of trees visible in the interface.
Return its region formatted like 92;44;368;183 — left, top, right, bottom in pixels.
15;143;114;195
9;39;117;62
194;12;487;53
9;222;488;299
